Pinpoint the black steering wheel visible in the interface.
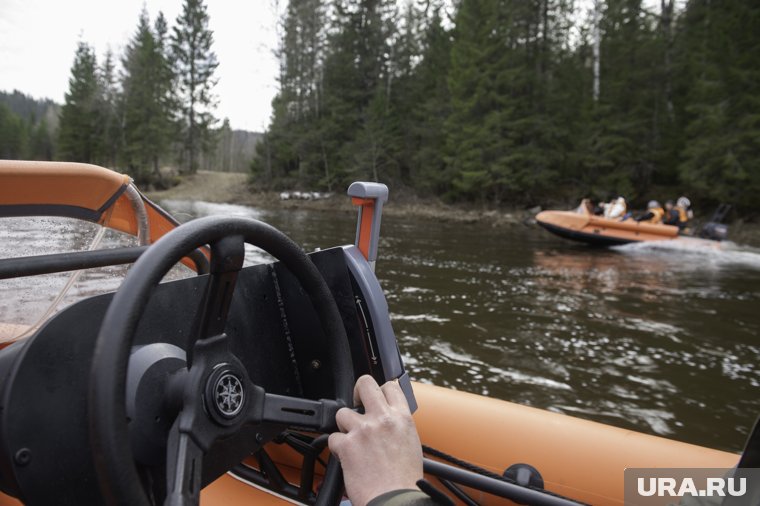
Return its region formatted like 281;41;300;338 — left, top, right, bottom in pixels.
88;216;354;506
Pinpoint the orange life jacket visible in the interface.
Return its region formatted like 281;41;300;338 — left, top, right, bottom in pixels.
644;207;665;224
676;205;689;223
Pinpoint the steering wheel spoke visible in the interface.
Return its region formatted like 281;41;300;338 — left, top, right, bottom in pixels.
193;235;245;346
164;422;204;506
247;392;344;433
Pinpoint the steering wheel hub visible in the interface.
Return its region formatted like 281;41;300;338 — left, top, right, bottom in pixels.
206;367;246;423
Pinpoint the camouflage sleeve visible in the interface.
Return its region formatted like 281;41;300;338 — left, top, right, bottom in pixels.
367;489;439;506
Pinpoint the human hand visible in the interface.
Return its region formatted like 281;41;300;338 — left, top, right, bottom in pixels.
328;375;423;506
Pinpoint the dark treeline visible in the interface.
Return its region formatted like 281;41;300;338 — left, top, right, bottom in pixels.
0;91;57;160
254;0;760;215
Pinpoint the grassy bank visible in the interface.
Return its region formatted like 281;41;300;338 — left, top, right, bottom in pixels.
145;171;534;227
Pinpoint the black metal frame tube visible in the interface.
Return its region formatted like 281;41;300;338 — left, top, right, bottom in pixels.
423;458;585;506
0;246;210;280
0;247;149;280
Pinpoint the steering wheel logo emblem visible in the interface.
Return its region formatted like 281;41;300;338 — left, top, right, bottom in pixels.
214;372;244;418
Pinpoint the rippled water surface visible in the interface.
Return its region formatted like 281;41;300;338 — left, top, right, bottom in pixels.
3;201;760;453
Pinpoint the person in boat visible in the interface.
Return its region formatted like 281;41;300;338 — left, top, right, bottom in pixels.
635;200;665;224
675;196;694;230
329;375;442;506
663;197;693;231
574;198;594;215
663;200;680;226
600;196;627;220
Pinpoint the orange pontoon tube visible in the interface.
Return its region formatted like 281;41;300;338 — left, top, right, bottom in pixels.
0;380;740;506
536;209;680;246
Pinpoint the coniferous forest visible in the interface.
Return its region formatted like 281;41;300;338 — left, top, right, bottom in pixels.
254;0;760;215
1;0;758;215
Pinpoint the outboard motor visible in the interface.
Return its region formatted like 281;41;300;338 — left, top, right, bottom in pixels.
700;222;729;241
699;203;731;241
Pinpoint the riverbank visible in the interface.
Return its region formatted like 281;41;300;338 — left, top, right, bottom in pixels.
145;171;760;247
145;170;533;227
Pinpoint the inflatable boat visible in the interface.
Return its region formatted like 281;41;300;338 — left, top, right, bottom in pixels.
0;161;749;506
535;209;682;246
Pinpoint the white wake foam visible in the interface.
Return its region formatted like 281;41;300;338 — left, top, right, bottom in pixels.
613;239;760;270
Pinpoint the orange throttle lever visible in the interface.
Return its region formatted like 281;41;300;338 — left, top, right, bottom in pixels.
347;182;388;271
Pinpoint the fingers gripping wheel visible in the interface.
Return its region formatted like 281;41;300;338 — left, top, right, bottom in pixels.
88;216;354;506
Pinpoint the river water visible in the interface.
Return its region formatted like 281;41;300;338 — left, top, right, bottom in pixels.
3;200;760;454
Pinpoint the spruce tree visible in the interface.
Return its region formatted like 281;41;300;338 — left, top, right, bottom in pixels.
171;0;219;174
94;49;120;168
385;1;422;185
30;118;54;161
0;104;29;159
58;41;99;163
406;5;451;193
121;9;175;184
215;118;233;171
676;0;760;212
445;0;535;202
253;0;329;188
577;0;665;200
254;0;400;189
327;0;398;183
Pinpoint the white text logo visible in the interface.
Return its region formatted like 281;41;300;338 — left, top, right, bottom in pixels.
637;477;746;498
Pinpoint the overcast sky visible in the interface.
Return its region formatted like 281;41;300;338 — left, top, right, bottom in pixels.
0;0;282;132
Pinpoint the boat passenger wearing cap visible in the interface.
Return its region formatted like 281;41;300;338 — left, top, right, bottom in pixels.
635;200;665;224
329;375;444;506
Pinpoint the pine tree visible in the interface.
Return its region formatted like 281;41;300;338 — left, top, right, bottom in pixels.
314;19;366;187
0;104;29;159
58;41;99;163
676;0;760;212
94;49;121;168
217;118;233;172
354;86;398;182
328;0;398;183
405;4;451;193
30;118;55;161
443;0;582;203
171;0;219;174
577;0;666;200
254;0;400;190
384;1;422;184
255;0;329;187
121;9;175;184
445;0;532;202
